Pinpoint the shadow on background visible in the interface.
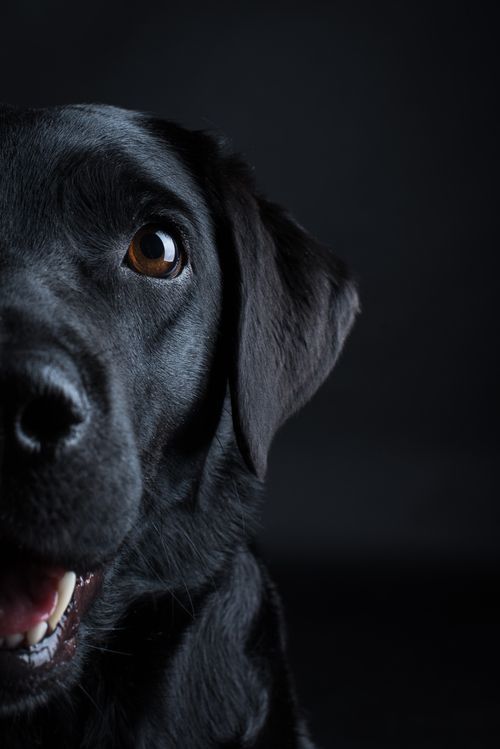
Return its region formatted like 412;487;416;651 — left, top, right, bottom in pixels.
267;558;500;748
1;0;498;745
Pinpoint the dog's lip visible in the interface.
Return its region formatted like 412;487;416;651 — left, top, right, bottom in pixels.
0;564;65;638
0;543;106;640
0;568;103;678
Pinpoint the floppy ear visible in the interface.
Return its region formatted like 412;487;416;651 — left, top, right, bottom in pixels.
216;160;359;479
146;120;358;477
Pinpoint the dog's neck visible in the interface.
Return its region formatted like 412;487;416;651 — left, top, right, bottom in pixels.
1;548;303;748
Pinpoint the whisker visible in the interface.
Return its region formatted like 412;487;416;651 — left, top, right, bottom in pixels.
78;683;105;718
85;644;133;657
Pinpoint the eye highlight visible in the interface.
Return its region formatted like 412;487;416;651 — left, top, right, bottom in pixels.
126;226;183;278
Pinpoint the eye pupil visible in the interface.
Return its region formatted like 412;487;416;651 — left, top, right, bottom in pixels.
140;232;165;260
140;231;176;262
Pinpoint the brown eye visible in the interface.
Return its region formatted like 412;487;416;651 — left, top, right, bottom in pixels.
126;226;183;278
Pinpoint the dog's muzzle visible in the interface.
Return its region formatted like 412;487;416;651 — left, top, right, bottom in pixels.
0;350;102;681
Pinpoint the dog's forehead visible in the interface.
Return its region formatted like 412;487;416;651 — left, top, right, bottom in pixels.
0;105;208;233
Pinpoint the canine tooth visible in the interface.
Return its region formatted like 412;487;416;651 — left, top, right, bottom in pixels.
26;621;48;647
48;571;77;630
5;633;24;648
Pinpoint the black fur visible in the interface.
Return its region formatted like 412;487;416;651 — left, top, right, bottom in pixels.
0;104;358;747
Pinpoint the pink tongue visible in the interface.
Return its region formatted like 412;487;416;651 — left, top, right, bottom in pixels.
0;568;62;637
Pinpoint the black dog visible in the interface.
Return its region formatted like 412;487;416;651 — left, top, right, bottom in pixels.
0;104;358;748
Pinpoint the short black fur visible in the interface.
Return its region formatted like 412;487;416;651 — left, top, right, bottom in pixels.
0;104;358;748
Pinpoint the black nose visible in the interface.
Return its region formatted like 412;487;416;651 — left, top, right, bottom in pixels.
5;360;88;455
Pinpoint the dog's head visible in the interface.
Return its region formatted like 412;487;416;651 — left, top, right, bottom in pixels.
0;104;358;714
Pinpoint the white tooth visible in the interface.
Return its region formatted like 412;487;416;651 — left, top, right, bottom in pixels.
48;571;77;631
26;621;48;647
5;633;24;648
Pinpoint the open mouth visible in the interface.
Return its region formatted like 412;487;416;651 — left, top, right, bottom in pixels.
0;556;102;674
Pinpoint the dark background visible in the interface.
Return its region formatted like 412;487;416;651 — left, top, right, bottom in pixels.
2;1;499;745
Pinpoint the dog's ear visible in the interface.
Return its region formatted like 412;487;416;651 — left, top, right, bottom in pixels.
211;156;359;479
148;121;359;478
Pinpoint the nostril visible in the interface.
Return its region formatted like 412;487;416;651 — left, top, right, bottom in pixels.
16;389;86;453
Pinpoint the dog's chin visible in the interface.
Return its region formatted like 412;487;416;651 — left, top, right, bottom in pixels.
0;646;84;718
0;563;103;716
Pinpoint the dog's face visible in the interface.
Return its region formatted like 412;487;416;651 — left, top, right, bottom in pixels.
0;105;357;715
